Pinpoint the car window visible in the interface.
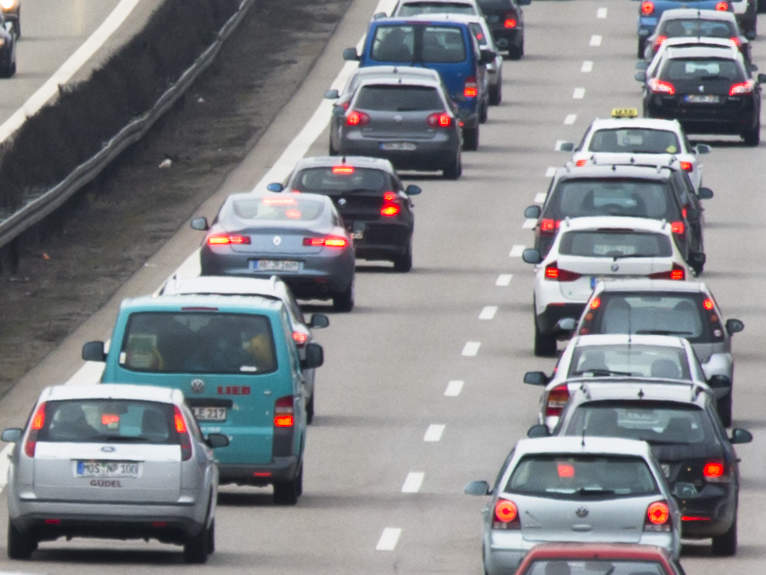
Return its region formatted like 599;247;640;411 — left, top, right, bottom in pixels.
523;560;668;575
37;400;177;444
423;26;467;62
661;18;736;39
568;344;690;379
398;2;477;16
476;0;512;10
588;128;681;154
551;179;672;219
558;230;672;258
120;312;277;374
230;195;324;222
507;454;659;498
371;25;415;61
662;57;743;82
293;167;387;193
565;402;713;446
355;85;443;111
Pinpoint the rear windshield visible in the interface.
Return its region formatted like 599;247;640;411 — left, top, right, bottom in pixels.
564;401;713;446
355;85;443;111
660;18;736;39
507;454;658;498
661;57;743;82
584;292;717;342
524;560;667;575
559;230;672;258
588;128;681;154
371;25;466;63
568;344;691;380
397;2;477;16
37;400;178;444
550;178;674;220
120;312;277;374
230;196;324;222
292;167;388;193
476;0;513;10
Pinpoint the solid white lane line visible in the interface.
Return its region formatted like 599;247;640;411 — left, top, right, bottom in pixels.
545;166;556;178
424;424;445;442
573;87;586;100
597;7;607;19
589;34;602;47
535;192;547;204
523;218;536;229
509;244;525;257
496;273;512;286
462;341;481;356
401;472;425;493
564;114;577;125
444;380;464;396
376;527;402;551
479;306;497;320
581;60;594;73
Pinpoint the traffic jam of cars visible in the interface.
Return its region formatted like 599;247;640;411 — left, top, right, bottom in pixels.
0;0;763;572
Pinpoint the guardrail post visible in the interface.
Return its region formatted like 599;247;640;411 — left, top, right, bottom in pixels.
0;238;19;276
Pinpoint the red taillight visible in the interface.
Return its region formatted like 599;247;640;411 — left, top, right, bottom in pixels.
207;234;251;246
590;297;601;310
670;220;685;235
173;406;192;461
544;262;581;282
702;298;715;311
303;236;349;248
575;159;587;167
653;35;667;51
427;112;452;128
729;80;754;96
730;36;742;47
648;78;675;95
464;77;478;99
504;17;517;29
24;403;46;458
649;263;685;281
641;0;654;15
292;331;308;346
381;203;401;217
546;384;570;417
715;1;729;10
679;161;692;172
493;498;520;529
540;218;561;234
646;501;671;530
703;461;728;482
346;110;370;126
274;395;294;428
332;165;355;175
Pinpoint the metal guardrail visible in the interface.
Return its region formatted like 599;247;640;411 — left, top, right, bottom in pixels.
0;0;255;251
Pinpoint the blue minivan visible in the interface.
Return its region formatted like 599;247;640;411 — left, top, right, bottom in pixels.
343;14;495;151
82;294;323;505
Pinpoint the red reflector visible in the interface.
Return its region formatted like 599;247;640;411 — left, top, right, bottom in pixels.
346;110;369;126
703;461;725;479
641;0;654;15
44;519;61;525
575;159;587;167
671;221;685;235
381;204;401;217
494;499;518;523
557;463;575;478
647;501;670;525
540;218;560;233
332;165;355;175
504;18;517;28
292;331;308;346
101;414;120;426
679;161;692;172
702;298;715;311
715;1;728;10
253;472;272;477
683;515;711;522
590;297;601;310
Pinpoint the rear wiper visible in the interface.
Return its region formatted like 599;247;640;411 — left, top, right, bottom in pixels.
96;435;153;442
699;75;726;81
572;369;634;377
635;329;693;335
608;252;657;259
577;487;615;496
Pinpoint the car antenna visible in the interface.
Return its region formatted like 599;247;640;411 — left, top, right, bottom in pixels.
581;425;586;447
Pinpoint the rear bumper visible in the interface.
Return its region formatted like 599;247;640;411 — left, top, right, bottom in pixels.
646;97;757;135
677;487;738;538
218;455;300;486
488;26;523;51
338;137;460;172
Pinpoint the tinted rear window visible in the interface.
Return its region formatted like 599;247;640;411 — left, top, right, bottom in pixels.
559;230;672;258
476;0;513;10
231;196;324;222
370;25;467;63
397;2;477;16
588;128;680;154
371;25;415;61
568;344;690;379
292;167;388;193
355;85;443;111
507;454;658;498
423;27;467;62
662;57;743;82
660;18;736;38
524;560;667;575
550;178;673;220
120;312;277;374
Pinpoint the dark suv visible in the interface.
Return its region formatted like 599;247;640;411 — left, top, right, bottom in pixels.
475;0;529;59
524;164;712;273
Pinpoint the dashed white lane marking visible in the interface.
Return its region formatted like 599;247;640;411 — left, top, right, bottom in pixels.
401;472;425;493
479;306;498;320
496;273;512;286
376;527;402;551
444;380;464;396
554;139;568;151
535;192;547;204
424;424;446;442
523;218;537;229
462;341;481;356
545;166;556;177
573;87;586;100
590;34;602;47
564;113;577;125
581;60;594;73
597;7;607;19
509;244;525;258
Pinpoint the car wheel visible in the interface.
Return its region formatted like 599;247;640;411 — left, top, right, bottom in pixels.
443;150;462;179
208;519;215;554
508;43;522;60
534;319;557;357
393;244;413;272
479;100;488;124
717;393;732;428
273;465;302;505
489;80;502;106
712;516;737;556
306;392;315;424
183;521;211;564
463;126;479;151
7;520;35;559
332;282;354;312
743;121;760;146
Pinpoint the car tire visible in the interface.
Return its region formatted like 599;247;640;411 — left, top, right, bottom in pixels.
208;518;215;554
508;39;523;60
534;319;557;357
306;392;315;424
393;244;413;272
273;465;302;505
7;520;35;560
443;151;462;179
479;100;488;123
743;121;760;146
717;393;732;428
332;282;354;312
183;521;211;564
463;126;479;151
712;516;737;556
489;80;502;106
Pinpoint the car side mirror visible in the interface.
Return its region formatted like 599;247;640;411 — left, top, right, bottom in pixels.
555;317;577;333
522;248;542;264
559;141;574;152
524;371;549;386
324;89;340;100
309;313;330;329
730;428;753;444
527;424;550;438
1;428;22;443
757;73;766;84
726;318;744;335
524;205;541;219
707;374;730;389
372;11;387;19
694;143;711;155
635;60;649;71
266;182;284;193
205;433;230;448
343;47;359;61
634;71;646;82
82;341;107;362
464;480;491;496
697;186;713;200
479;49;496;65
190;217;209;231
301;342;324;369
405;184;422;196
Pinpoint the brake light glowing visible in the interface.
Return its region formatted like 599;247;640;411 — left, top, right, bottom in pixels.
174;410;187;434
381;204;401;217
274;395;295;428
346;110;370;126
671;220;685;235
493;498;519;528
702;298;715;311
729;80;755;96
427;112;452;128
546;384;570;417
540;218;561;234
730;36;741;47
544;262;581;282
646;501;671;528
464;78;478;99
207;234;251;246
101;414;120;426
24;403;46;458
683;515;711;521
641;1;654;15
590;297;601;310
504;17;517;29
649;263;685;281
715;1;729;10
332;165;355;175
303;236;349;248
703;461;726;480
648;78;675;95
292;331;308;346
679;161;692;172
383;191;397;202
653;35;667;51
575;159;587;167
557;463;575;478
173;406;192;461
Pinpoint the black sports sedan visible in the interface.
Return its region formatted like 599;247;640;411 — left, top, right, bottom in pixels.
269;156;421;272
643;45;766;145
191;193;356;311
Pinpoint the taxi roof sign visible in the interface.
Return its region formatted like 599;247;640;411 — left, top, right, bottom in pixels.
611;107;639;118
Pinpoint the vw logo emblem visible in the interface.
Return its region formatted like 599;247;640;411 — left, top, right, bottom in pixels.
576;507;589;518
610;263;620;272
190;378;205;393
338;198;347;206
272;236;282;246
101;446;116;453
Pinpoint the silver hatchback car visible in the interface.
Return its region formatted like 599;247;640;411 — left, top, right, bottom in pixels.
2;384;228;563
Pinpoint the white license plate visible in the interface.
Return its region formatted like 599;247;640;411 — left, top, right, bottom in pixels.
251;259;302;272
380;142;417;151
684;94;720;104
77;461;139;478
192;406;227;421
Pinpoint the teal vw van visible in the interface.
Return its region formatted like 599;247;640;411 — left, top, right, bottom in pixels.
82;294;323;505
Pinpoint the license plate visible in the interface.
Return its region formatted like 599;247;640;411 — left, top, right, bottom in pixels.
192;406;227;422
486;14;499;23
684;94;720;104
251;259;302;272
77;461;139;478
380;142;417;151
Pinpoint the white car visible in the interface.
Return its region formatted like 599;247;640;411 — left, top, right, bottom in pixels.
522;217;692;356
523;334;727;431
390;0;483;19
560;110;709;191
